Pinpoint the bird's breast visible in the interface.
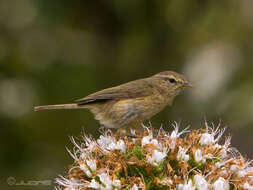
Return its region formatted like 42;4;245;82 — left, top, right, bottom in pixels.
88;94;172;128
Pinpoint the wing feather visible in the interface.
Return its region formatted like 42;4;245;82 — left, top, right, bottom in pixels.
75;78;153;105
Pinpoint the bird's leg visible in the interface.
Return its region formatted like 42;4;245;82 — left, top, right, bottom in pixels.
125;131;140;138
114;121;142;138
115;128;127;137
125;121;142;138
115;128;140;138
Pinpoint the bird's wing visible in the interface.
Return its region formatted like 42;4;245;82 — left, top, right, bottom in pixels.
75;78;153;105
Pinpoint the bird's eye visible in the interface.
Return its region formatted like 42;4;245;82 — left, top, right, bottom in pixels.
169;78;176;83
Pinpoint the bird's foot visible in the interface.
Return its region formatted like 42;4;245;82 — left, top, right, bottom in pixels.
115;128;140;138
125;133;140;138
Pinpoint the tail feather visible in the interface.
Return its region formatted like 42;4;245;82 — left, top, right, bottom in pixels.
34;104;84;111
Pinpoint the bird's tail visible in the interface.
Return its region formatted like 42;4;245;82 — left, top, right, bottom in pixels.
34;103;86;111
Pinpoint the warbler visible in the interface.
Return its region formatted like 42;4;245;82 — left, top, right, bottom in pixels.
34;71;193;130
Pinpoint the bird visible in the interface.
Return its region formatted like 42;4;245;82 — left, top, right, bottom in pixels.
34;71;193;131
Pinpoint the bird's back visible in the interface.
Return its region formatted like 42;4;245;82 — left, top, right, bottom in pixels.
75;78;155;105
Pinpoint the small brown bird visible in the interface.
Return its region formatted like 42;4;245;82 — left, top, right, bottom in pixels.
34;71;193;130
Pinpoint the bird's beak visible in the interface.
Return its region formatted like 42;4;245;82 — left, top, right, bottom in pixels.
183;81;195;88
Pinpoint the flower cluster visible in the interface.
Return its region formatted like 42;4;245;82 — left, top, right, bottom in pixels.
55;122;253;190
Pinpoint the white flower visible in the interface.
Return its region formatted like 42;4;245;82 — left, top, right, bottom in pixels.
108;139;126;153
204;153;214;160
151;139;159;146
56;176;82;189
68;137;90;161
194;175;209;190
112;180;121;188
141;126;159;147
212;177;229;190
215;158;233;169
86;159;97;171
213;144;222;150
80;163;92;177
141;135;152;147
209;129;229;159
97;134;126;153
89;179;100;189
132;184;139;190
177;175;208;190
83;134;97;151
219;148;228;159
99;173;113;189
80;152;89;160
79;159;96;177
147;149;167;166
88;173;121;190
177;146;189;162
243;182;253;190
141;135;159;148
170;123;189;139
200;133;215;145
97;135;115;150
194;149;205;163
208;125;226;143
236;167;253;178
168;123;189;150
237;170;247;178
215;162;222;168
160;178;173;185
177;179;195;190
230;164;240;172
117;140;126;153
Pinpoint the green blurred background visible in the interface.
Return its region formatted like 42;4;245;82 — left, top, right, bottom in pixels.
1;0;253;189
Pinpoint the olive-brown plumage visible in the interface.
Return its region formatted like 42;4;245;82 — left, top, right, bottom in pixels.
34;71;193;129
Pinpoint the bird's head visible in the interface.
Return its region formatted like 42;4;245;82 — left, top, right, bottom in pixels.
153;71;194;96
